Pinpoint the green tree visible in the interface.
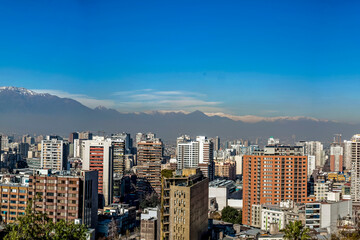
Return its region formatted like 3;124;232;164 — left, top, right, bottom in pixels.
221;206;242;224
281;221;311;240
139;193;159;209
5;200;53;240
52;219;88;240
5;199;87;240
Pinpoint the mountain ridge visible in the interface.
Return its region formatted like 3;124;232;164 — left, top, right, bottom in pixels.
0;87;358;142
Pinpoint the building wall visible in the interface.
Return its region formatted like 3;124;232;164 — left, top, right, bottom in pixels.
169;177;208;240
137;140;163;195
0;185;28;224
243;155;309;226
83;139;113;206
141;219;157;240
40;139;65;170
209;187;228;211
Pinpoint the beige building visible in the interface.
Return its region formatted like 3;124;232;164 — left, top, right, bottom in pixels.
161;168;208;240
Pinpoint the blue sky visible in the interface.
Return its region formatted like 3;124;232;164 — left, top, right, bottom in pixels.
0;1;360;122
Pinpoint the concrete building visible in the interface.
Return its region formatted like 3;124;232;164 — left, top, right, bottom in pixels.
343;140;352;170
260;201;303;232
234;155;243;176
351;134;360;204
111;133;132;154
160;168;208;240
308;155;316;177
137;138;163;195
314;181;331;201
141;208;159;240
0;175;29;224
215;161;236;180
111;140;126;176
330;144;344;172
28;169;98;228
297;141;325;168
176;136;214;181
242;145;312;226
209;179;236;211
305;200;352;234
82;138;113;206
40;137;68;171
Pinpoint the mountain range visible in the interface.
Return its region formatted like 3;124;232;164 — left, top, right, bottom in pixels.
0;87;359;144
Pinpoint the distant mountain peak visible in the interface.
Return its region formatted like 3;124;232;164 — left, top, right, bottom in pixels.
0;86;49;97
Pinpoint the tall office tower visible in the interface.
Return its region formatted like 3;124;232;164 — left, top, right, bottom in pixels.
330;144;344;172
111;139;126;175
343;140;352;170
69;132;79;144
161;168;208;240
351;134;360;204
28;169;98;228
177;141;199;169
79;131;93;140
297;141;324;168
40;137;68;171
197;136;214;181
137;138;163;195
176;136;214;181
0;135;2;153
22;134;34;145
82;138;113;206
213;136;220;151
111;133;132;154
242;145;310;226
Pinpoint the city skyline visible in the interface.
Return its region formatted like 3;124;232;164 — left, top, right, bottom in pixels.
1;1;360;122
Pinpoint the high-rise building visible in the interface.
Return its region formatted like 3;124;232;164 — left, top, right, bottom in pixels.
213;136;220;151
297;141;325;168
79;131;93;140
111;139;126;175
137;138;163;195
69;132;79;144
82;138;113;206
111;133;132;154
28;169;98;228
160;168;208;240
351;134;360;204
242;145;311;226
40;137;68;171
177;136;214;181
343;140;352;170
330;144;343;172
177;141;199;169
214;161;236;180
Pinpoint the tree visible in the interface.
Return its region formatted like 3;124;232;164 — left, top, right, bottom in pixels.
52;220;88;240
281;221;311;240
139;193;159;209
108;218;120;240
5;199;87;240
5;200;54;240
221;206;242;224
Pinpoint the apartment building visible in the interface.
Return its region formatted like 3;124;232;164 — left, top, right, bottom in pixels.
137;138;163;195
28;169;98;228
82;138;113;206
161;168;208;240
40;137;67;171
243;145;311;226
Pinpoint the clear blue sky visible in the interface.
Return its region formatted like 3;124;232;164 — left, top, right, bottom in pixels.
0;1;359;122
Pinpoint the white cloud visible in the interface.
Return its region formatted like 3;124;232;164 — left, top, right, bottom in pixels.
32;89;115;109
114;89;223;112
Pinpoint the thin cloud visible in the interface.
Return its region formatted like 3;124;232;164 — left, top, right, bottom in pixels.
32;89;115;109
113;89;223;112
